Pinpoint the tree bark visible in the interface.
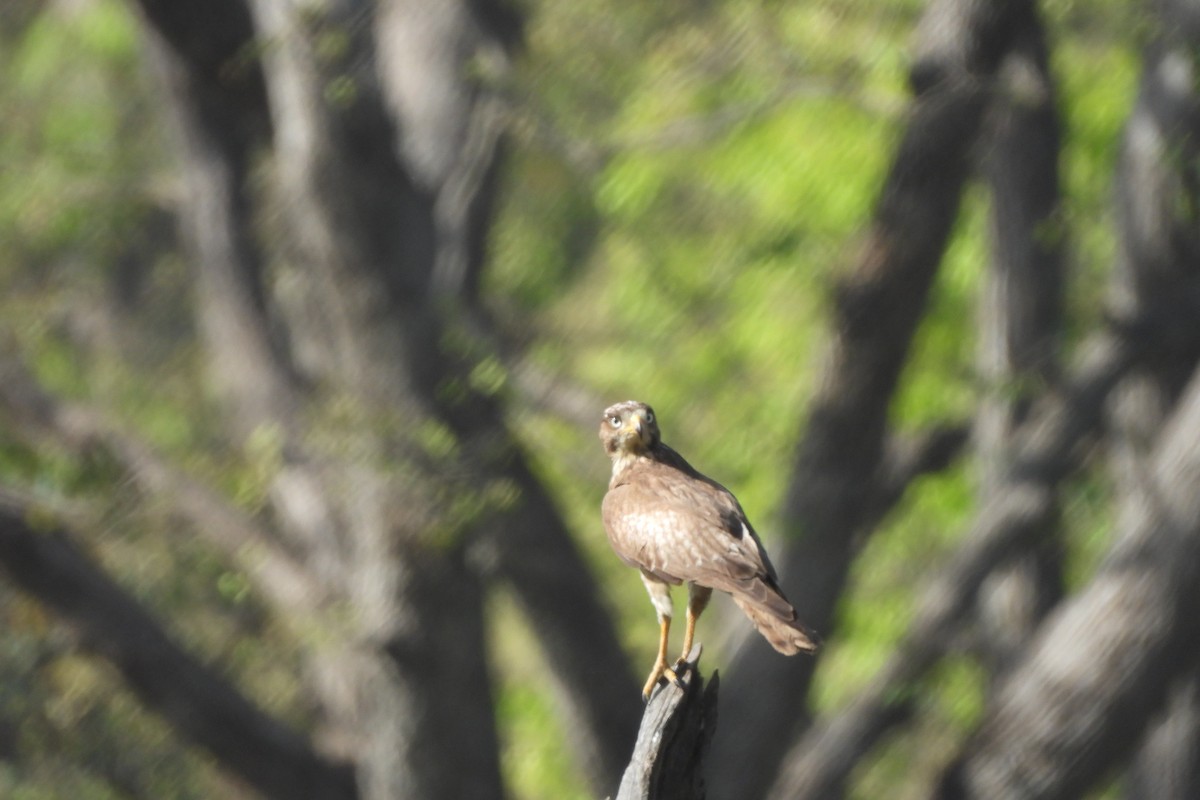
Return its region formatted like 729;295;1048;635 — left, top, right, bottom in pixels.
133;0;293;440
374;7;643;789
973;4;1064;678
616;647;717;800
937;6;1200;795
373;0;518;306
242;3;504;797
1108;5;1200;793
937;353;1200;799
1127;670;1200;800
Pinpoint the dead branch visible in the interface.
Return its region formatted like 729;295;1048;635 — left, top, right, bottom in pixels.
615;646;719;800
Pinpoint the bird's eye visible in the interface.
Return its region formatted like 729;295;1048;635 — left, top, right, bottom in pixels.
609;415;622;428
645;410;654;424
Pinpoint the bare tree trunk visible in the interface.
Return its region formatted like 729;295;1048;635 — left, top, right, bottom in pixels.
973;5;1064;678
936;354;1200;798
931;4;1200;796
373;0;518;307
1109;4;1200;793
133;0;294;440
133;0;638;795
373;5;642;787
710;3;1036;797
237;2;504;797
938;12;1200;788
615;647;717;800
1127;669;1200;800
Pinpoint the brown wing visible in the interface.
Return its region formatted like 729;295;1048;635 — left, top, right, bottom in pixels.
601;455;783;602
602;450;818;653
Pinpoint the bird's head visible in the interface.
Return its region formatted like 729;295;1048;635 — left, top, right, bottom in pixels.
599;400;660;458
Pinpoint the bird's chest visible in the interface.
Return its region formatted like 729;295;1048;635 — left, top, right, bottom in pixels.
602;488;695;551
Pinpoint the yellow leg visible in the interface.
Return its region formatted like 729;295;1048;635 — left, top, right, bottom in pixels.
679;609;698;662
641;616;682;701
677;584;712;665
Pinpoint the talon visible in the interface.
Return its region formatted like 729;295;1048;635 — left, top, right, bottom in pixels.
641;659;669;700
667;666;685;689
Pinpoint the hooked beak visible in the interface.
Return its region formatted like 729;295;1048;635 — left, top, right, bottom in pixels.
623;413;646;441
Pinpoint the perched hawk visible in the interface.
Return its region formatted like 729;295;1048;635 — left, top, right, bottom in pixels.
599;400;818;699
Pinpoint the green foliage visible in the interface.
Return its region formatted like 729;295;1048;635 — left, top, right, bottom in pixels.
490;593;590;800
1057;36;1138;326
1;0;146;275
0;0;1149;797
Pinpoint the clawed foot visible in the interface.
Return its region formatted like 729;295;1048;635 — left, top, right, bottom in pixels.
641;659;686;702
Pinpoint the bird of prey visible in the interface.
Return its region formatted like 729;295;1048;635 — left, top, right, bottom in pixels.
599;400;818;699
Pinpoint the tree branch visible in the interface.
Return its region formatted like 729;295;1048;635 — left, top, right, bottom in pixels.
972;0;1066;676
1112;7;1200;792
938;352;1200;798
134;0;296;438
1127;666;1200;800
766;326;1141;799
0;359;328;617
615;646;718;800
874;422;972;516
0;495;355;800
138;1;641;793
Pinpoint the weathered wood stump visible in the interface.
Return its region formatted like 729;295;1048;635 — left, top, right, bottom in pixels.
615;645;719;800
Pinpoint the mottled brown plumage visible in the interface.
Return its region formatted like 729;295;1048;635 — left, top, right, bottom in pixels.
599;400;817;699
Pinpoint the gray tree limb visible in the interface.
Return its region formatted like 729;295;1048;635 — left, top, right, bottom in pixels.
1103;3;1200;792
615;646;718;800
0;359;326;616
973;0;1065;677
243;3;504;797
0;495;356;800
1127;671;1200;800
938;352;1200;799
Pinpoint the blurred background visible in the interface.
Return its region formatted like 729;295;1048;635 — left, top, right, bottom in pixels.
2;0;1198;798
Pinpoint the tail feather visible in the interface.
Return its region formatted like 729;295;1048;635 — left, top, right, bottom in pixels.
732;592;819;655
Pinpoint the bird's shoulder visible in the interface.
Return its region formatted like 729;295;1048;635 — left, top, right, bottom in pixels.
616;444;729;498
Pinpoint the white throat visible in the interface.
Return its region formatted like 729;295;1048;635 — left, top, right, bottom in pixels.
610;449;641;480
